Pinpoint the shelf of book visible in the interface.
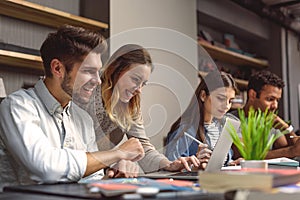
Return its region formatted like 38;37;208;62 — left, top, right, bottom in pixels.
0;0;108;31
0;49;43;74
199;71;247;109
199;71;248;90
199;40;269;69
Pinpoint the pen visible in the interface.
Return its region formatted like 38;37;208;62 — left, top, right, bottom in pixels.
193;183;200;187
184;132;203;145
289;135;300;139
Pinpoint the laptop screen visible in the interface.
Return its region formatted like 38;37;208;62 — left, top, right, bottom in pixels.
205;117;240;172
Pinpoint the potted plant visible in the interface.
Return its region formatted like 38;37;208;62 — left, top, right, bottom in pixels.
228;107;287;169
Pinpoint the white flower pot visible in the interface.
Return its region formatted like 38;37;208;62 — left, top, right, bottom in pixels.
240;160;268;170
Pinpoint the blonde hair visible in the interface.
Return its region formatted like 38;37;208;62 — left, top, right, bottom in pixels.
101;44;153;131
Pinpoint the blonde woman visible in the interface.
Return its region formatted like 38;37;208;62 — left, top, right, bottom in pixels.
82;44;199;178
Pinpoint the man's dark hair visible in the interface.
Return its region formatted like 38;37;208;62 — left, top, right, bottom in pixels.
247;70;285;98
40;25;106;77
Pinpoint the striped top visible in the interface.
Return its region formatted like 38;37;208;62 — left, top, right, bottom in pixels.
165;113;238;164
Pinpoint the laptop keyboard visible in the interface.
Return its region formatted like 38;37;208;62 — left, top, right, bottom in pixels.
172;171;198;177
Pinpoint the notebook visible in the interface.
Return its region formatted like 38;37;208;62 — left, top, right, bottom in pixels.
142;117;240;180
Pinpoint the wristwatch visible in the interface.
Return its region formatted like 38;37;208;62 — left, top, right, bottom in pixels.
286;124;294;133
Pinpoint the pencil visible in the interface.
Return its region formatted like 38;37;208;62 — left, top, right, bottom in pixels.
184;132;203;145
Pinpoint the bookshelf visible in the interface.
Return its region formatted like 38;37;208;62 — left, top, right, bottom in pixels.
199;70;248;90
0;50;43;73
199;40;269;69
0;0;108;31
0;0;109;74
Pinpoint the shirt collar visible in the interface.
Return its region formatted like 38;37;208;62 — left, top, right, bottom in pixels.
64;102;71;116
34;79;66;116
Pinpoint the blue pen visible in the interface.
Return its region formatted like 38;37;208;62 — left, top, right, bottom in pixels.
193;183;200;187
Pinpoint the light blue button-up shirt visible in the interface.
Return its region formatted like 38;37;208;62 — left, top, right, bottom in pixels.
0;80;101;188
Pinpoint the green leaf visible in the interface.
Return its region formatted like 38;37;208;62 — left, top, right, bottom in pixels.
228;107;288;160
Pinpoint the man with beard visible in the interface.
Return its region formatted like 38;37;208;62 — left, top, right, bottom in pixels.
0;25;144;190
231;70;300;160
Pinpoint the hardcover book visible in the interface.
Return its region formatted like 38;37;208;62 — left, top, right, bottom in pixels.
265;157;299;169
199;168;300;193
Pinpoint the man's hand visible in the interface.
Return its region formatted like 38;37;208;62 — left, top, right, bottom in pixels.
84;138;143;177
228;158;244;166
266;134;300;159
163;156;200;172
106;160;139;178
272;114;297;147
117;138;144;162
196;143;212;170
289;137;300;157
273;114;289;131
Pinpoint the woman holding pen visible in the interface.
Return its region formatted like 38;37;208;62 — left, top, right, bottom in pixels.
165;71;239;169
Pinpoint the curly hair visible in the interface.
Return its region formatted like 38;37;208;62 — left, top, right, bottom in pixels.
247;70;285;98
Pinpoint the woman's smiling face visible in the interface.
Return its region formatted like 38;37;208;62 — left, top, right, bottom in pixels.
115;64;151;103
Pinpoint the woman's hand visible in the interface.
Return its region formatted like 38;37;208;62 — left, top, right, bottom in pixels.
106;160;139;178
163;156;200;172
196;143;212;170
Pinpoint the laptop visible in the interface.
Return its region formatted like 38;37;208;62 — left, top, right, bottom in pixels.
142;117;240;180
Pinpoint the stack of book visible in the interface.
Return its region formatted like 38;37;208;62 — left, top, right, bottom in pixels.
199;168;300;193
224;183;300;200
